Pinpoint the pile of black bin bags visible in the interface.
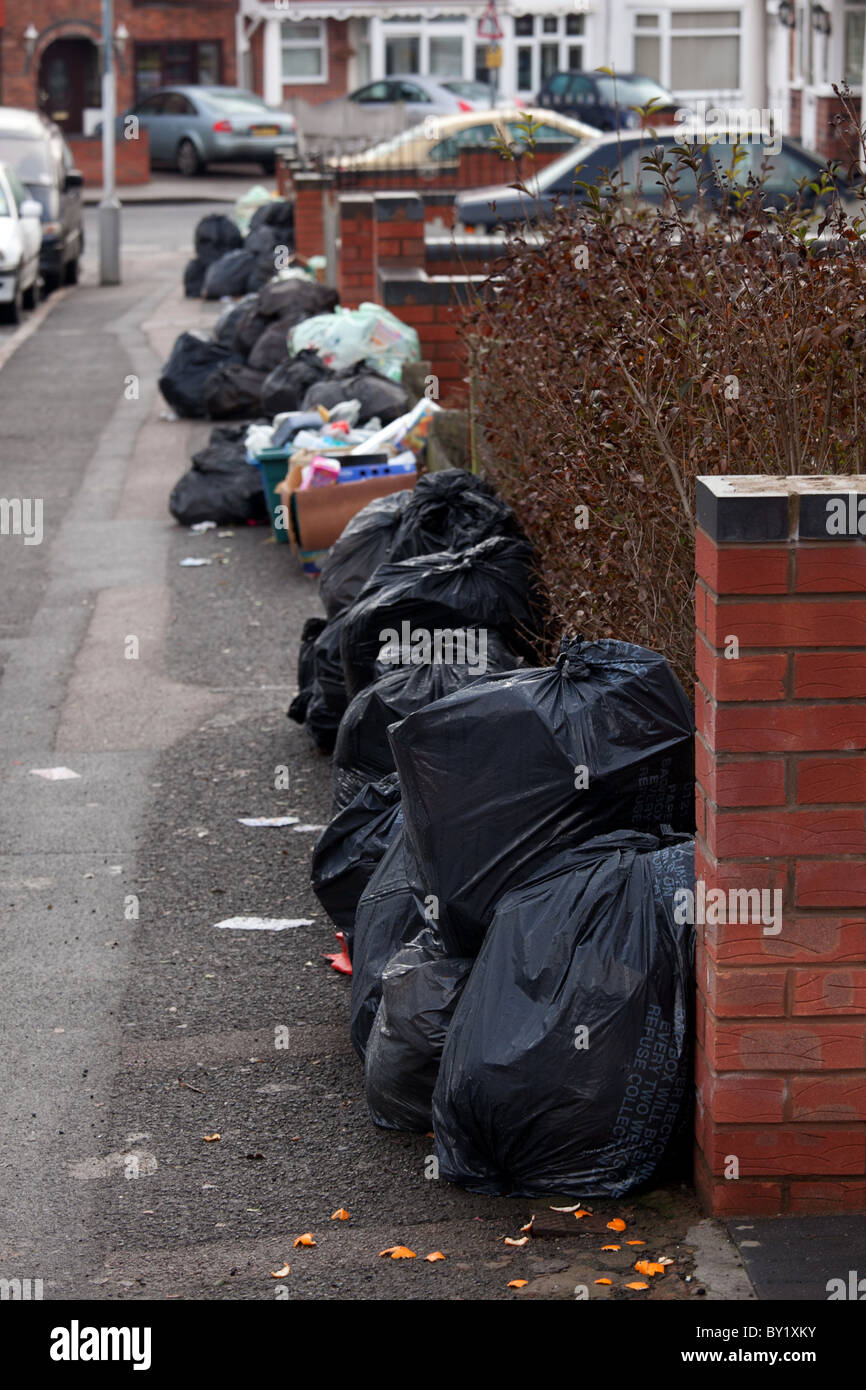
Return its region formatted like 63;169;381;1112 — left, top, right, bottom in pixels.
298;468;697;1200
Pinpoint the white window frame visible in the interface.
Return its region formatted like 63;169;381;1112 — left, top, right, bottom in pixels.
511;15;588;96
842;0;865;90
629;8;743;101
280;17;328;86
375;15;473;81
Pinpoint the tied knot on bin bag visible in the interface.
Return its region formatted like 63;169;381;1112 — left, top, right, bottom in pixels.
558;633;592;679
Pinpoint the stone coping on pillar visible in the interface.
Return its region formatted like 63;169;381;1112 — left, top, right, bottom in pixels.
697;475;866;544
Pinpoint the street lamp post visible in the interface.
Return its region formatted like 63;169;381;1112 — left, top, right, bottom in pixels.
99;0;121;285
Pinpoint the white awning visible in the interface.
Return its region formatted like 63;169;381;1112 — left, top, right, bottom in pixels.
253;1;594;18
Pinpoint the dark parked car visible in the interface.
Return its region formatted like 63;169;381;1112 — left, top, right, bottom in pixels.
113;86;297;176
536;71;676;131
455;129;845;233
0;107;84;290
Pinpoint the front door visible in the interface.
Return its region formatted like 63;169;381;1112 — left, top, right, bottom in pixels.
38;39;99;135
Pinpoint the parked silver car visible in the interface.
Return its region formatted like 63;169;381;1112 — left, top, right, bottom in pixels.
346;74;485;120
114;86;298;176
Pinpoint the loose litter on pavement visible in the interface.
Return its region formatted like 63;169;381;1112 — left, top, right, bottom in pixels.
236;816;300;828
30;767;81;780
214;917;313;932
179;557;213;567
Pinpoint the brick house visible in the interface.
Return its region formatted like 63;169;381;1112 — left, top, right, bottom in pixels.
0;0;238;135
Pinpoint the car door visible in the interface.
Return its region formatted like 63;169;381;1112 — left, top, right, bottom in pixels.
159;92;198;162
5;168;40;277
394;80;436;118
134;93;169;160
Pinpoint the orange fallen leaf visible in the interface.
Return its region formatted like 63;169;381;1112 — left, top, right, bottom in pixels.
607;1218;627;1232
573;1209;592;1219
424;1251;445;1262
594;1278;613;1285
507;1279;528;1289
202;1133;220;1142
504;1235;529;1246
626;1281;649;1291
634;1259;666;1277
625;1240;646;1246
331;1208;350;1221
520;1218;534;1233
293;1233;316;1248
601;1244;621;1252
379;1246;416;1259
269;1263;291;1279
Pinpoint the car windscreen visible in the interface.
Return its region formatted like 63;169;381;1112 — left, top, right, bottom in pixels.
0;136;53;185
0;182;9;216
594;76;673;108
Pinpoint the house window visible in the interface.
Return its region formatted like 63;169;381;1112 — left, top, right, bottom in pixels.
632;9;741;95
281;19;327;82
845;1;866;86
134;41;222;100
381;16;469;80
513;15;587;91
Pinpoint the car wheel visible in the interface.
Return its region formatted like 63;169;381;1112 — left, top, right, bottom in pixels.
1;276;24;324
64;256;80;285
260;158;276;176
22;274;40;310
42;271;61;295
177;139;204;177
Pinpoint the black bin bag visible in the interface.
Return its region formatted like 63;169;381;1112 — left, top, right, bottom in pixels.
364;928;472;1133
202;248;259;300
388;469;520;562
288;616;328;725
432;831;696;1197
349;829;427;1059
390;637;695;959
203;363;268;420
158;332;241;418
195;213;243;265
310;773;402;941
305;611;349;754
339;534;540;700
331;629;517;816
261;350;332;416
318;490;413;620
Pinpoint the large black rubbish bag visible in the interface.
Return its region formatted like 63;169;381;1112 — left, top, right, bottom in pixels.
214;292;259;354
350;830;427;1059
169;457;267;526
319;490;413;620
203;249;259;299
311;773;402;939
250;198;295;234
339;535;540;699
302;369;409;426
257;278;338;321
288;616;328;725
305;610;349;754
159;332;242;419
365;928;472;1133
244;223;284;277
190;421;262;474
332;629;517;815
195;213;243;265
390;637;696;958
261;350;332;416
234;301;271;356
388;469;521;562
184;257;206;298
203;364;268;419
432;831;696;1197
247;319;292;373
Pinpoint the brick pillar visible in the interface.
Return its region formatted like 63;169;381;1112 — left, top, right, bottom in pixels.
294;172;333;262
337;193;376;309
373;192;425;272
694;475;866;1217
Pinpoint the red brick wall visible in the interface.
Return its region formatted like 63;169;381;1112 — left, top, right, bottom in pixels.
813;93;862;162
694;477;866;1217
1;1;237;118
67;131;151;186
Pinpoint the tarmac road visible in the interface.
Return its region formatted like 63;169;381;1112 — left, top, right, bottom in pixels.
0;202;746;1304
